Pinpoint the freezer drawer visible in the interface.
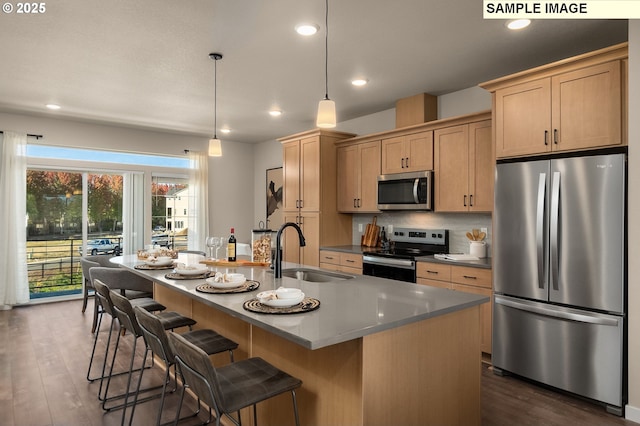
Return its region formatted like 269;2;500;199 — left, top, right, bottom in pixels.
493;295;624;409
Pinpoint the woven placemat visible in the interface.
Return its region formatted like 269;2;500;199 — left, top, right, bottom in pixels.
165;272;211;280
243;297;320;314
135;263;175;270
195;280;260;294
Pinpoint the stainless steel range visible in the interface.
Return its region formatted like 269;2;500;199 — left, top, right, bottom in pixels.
362;228;449;283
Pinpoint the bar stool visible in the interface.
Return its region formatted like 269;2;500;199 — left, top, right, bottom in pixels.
131;306;239;426
168;331;302;426
106;290;197;418
88;279;166;386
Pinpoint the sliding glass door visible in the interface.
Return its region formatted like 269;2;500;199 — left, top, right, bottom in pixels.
26;169;123;299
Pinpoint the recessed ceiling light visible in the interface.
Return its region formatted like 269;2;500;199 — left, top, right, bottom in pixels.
295;23;319;36
46;103;61;110
269;109;283;117
507;19;531;30
220;128;231;134
351;79;368;87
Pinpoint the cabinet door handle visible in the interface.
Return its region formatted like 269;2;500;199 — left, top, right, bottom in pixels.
405;157;409;168
357;198;361;208
463;275;477;280
463;195;467;207
300;199;303;208
353;199;357;208
401;158;405;168
544;130;549;145
469;194;473;207
296;200;299;208
553;129;558;144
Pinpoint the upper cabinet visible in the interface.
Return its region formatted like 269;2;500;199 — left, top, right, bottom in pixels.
282;135;321;212
381;131;433;174
481;43;627;159
337;140;381;213
434;117;493;212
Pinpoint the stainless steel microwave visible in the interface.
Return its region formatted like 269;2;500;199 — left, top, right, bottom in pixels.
377;171;433;211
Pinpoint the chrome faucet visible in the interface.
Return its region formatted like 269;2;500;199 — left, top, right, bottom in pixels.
274;222;306;278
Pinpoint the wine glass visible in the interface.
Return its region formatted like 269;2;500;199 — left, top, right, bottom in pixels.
214;237;224;260
206;236;216;259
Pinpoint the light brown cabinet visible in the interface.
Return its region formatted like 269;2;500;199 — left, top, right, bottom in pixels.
319;250;362;275
434;119;493;212
481;44;627;159
417;262;492;355
337;140;380;212
381;131;433;174
279;129;355;267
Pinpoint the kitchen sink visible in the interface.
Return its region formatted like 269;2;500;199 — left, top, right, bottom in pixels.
279;268;354;282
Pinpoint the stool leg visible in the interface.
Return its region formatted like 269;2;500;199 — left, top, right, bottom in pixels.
86;309;104;382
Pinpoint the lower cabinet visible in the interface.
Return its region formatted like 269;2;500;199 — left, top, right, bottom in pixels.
319;250;362;275
417;262;492;355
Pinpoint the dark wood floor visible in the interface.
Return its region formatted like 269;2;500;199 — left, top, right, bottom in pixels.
0;299;635;426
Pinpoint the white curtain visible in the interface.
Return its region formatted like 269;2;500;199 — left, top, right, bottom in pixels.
0;131;29;308
122;172;145;255
187;151;209;252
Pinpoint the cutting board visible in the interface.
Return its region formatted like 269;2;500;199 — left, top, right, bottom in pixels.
200;259;270;267
362;216;380;247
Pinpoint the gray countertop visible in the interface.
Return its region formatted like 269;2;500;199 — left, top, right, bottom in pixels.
114;254;488;350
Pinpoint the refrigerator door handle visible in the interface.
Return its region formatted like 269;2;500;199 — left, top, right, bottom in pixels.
495;295;619;326
536;173;547;289
550;171;561;291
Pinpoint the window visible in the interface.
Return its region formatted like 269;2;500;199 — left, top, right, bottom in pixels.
26;145;189;301
152;175;192;252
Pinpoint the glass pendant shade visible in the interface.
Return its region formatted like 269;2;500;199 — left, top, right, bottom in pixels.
316;98;336;128
208;138;222;157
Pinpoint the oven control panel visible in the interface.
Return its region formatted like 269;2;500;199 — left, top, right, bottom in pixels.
391;228;448;245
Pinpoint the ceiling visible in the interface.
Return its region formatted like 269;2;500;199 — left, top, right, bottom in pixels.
0;1;627;144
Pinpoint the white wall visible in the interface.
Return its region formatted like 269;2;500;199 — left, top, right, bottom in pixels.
207;139;255;244
252;139;283;230
626;22;640;423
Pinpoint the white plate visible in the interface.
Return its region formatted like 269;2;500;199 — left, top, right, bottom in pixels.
174;266;208;276
144;258;174;266
257;290;305;308
205;274;246;289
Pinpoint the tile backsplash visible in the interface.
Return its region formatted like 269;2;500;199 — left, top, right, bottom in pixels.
352;212;492;256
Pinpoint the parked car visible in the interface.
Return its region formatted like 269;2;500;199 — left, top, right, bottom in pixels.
79;239;121;256
151;234;171;248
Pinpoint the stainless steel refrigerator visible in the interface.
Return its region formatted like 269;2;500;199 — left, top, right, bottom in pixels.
493;153;626;415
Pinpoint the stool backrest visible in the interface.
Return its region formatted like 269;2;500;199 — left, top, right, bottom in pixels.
93;279;115;317
89;267;153;293
167;331;224;412
134;306;173;363
109;290;143;338
80;258;100;286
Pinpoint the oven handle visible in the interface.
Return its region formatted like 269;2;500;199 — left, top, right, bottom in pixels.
363;255;415;269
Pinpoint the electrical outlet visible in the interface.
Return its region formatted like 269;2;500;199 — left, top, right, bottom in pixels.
481;227;487;234
358;223;364;233
388;225;394;235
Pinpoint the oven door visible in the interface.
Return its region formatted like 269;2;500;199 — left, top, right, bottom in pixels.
362;255;416;283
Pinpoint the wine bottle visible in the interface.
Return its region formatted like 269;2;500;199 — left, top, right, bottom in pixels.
227;227;237;261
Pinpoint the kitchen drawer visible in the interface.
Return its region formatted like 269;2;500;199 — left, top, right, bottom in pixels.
340;265;362;275
451;266;492;289
341;253;363;269
416;262;451;281
417;277;452;289
320;250;341;265
320;262;342;273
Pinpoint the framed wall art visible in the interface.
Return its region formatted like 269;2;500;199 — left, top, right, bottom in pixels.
266;167;283;230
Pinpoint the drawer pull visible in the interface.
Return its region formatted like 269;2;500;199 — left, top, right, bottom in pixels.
427;270;439;274
325;256;334;260
463;275;477;279
345;259;355;263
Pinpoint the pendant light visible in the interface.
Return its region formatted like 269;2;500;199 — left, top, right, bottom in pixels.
316;0;336;128
208;52;223;157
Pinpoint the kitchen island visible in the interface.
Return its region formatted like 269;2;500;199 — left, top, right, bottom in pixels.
115;254;488;426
